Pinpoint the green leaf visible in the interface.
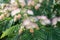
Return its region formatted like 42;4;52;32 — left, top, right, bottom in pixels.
0;25;19;39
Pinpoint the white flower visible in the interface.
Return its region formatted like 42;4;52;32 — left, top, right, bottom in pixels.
40;21;46;25
35;4;41;10
37;16;47;20
39;0;43;3
19;0;25;3
36;4;41;7
37;16;41;19
44;19;51;24
40;19;51;25
27;0;32;6
38;16;51;25
11;8;21;16
29;17;38;22
52;17;58;25
10;0;16;4
23;19;31;26
27;10;34;15
19;0;26;7
25;22;39;29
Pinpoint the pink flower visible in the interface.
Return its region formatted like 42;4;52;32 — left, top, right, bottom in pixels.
27;10;34;15
11;8;21;16
37;16;47;20
52;17;58;25
35;4;41;10
23;19;31;26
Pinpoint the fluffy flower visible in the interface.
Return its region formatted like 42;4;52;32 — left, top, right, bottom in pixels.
37;16;47;20
39;0;43;3
27;0;32;6
19;0;26;7
29;17;38;22
40;19;51;25
52;17;58;25
35;4;41;10
11;8;21;16
10;0;16;4
14;14;21;22
37;16;51;25
27;10;34;15
23;19;31;26
23;19;39;29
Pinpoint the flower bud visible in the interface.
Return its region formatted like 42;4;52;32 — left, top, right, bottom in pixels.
31;1;35;6
30;28;34;33
17;14;21;20
1;14;5;19
14;15;18;22
35;4;41;10
0;16;2;20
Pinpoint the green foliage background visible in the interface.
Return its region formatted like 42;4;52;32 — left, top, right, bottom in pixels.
0;0;60;40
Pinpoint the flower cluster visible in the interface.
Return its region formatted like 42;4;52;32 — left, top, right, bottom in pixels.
0;0;60;34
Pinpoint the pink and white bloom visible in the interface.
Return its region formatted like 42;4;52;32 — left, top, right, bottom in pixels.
10;0;16;4
37;16;47;20
23;19;31;26
11;8;21;16
27;10;34;15
52;17;58;25
39;0;43;3
35;4;41;10
19;0;26;7
40;19;51;25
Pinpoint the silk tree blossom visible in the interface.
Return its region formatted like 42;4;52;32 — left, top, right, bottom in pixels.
23;19;31;26
11;8;21;16
23;19;39;30
0;14;5;20
29;17;38;22
40;19;51;25
27;10;34;15
37;16;51;25
0;16;2;20
10;0;16;4
25;22;39;29
35;3;41;10
14;14;21;22
4;5;12;11
10;0;18;6
37;16;47;20
19;0;25;3
31;1;35;6
19;0;26;7
27;0;32;6
52;17;58;25
39;0;43;3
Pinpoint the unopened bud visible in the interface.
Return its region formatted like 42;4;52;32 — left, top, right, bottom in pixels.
30;28;34;33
